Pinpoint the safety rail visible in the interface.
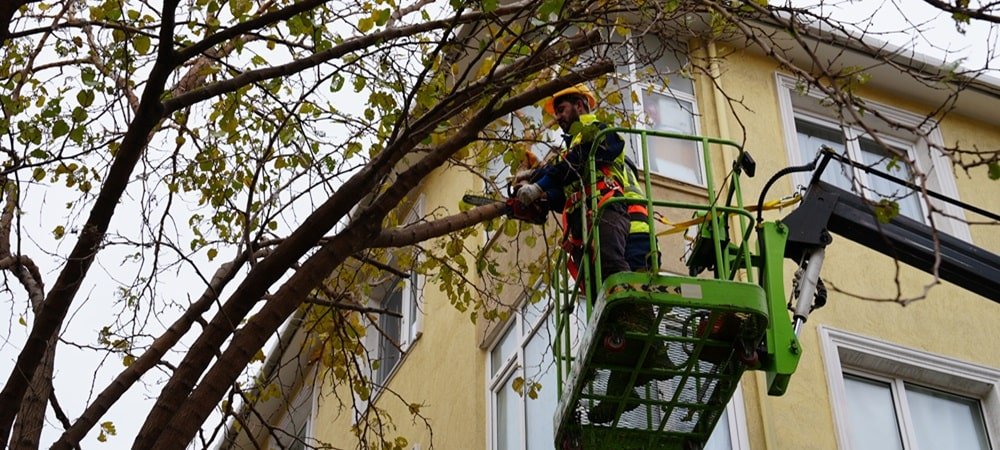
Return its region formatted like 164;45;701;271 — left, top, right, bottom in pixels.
551;129;759;394
548;129;787;449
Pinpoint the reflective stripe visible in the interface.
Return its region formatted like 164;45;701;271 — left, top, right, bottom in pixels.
559;112;656;250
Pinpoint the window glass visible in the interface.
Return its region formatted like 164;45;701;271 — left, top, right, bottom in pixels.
702;408;732;450
524;316;557;450
843;375;904;450
642;91;702;185
496;373;519;450
637;35;694;95
907;383;990;450
376;285;403;384
858;138;922;221
490;326;516;377
794;118;852;191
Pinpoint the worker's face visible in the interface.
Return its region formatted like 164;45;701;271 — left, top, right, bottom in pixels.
554;97;587;133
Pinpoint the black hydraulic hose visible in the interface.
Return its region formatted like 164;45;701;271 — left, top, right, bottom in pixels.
756;154;822;223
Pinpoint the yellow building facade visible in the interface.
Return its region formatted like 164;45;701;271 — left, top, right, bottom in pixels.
225;34;1000;450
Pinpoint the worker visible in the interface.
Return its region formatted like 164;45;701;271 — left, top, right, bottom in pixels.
515;83;669;424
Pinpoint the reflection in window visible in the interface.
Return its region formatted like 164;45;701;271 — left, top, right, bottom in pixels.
858;138;921;220
376;283;403;384
643;90;702;185
843;375;904;450
843;373;990;450
793;117;926;222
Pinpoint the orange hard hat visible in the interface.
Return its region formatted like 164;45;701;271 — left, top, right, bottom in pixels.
543;84;597;116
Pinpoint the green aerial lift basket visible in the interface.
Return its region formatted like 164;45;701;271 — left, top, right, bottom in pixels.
553;273;768;450
550;129;801;450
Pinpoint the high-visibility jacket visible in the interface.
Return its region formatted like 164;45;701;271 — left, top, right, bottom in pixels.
534;114;650;246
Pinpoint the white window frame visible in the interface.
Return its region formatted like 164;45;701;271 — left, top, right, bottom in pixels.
619;46;705;186
362;196;425;390
818;326;1000;450
485;296;556;450
791;112;929;221
775;73;972;242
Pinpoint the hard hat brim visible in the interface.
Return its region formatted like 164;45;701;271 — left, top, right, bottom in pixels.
543;85;597;116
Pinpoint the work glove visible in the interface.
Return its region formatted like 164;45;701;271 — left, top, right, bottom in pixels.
516;183;543;205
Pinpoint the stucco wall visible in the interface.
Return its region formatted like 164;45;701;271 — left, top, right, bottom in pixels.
312;167;489;450
715;45;1000;450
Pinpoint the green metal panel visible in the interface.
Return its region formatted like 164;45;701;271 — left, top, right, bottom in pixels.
757;221;801;396
550;129;797;449
553;273;769;449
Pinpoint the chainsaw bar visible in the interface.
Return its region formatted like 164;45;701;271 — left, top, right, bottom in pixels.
462;194;505;207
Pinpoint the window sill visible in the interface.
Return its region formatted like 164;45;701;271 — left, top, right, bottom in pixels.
643;172;709;198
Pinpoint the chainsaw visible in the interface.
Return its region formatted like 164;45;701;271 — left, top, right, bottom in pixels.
462;193;549;225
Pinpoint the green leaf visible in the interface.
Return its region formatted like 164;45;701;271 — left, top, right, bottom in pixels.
133;34;151;55
69;126;85;144
229;0;251;17
123;354;135;366
32;167;46;181
538;0;564;19
511;376;524;395
373;8;391;26
207;248;218;261
53;225;65;239
81;68;97;85
52;119;69;138
98;421;117;442
873;199;900;224
329;74;345;92
886;157;900;172
482;0;498;12
77;90;95;107
30;149;49;159
71;106;88;123
988;161;1000;180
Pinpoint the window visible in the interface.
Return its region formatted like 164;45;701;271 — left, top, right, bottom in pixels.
271;382;314;450
486;292;749;450
373;274;421;385
776;74;972;240
819;326;1000;450
366;200;424;388
792;115;924;221
614;35;703;185
487;296;559;450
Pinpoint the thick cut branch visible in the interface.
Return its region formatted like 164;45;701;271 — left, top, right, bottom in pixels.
372;202;508;248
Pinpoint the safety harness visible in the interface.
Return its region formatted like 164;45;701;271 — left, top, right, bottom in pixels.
557;114;650;279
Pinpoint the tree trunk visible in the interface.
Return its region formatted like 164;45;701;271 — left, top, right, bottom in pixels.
9;334;55;450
